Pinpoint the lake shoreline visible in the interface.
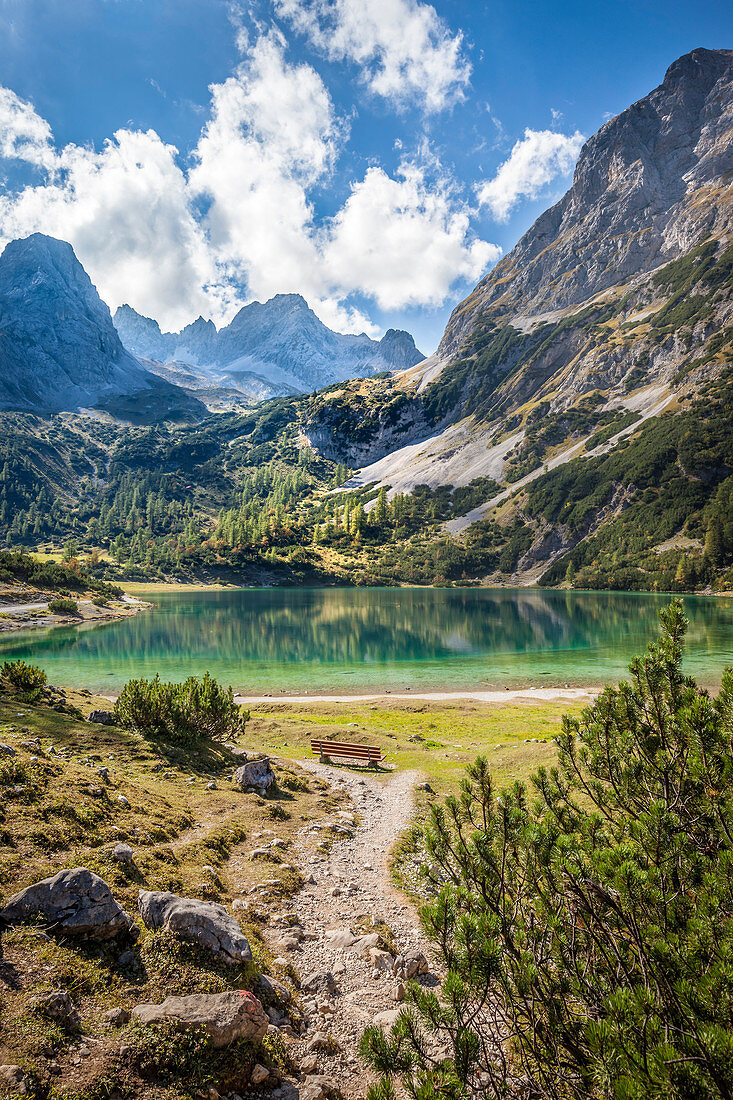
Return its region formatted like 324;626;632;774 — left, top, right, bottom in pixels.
233;687;600;705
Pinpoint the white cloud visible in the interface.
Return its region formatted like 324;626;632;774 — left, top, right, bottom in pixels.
477;128;584;222
0;29;497;336
323;161;499;309
0;87;56;170
274;0;470;112
0;123;230;331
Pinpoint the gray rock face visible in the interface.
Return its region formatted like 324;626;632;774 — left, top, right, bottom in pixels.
234;756;276;793
137;890;253;964
0;867;134;941
0;233;204;419
131;989;268;1047
439;48;733;360
114;294;424;396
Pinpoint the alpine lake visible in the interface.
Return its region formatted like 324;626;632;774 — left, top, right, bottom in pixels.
1;586;732;697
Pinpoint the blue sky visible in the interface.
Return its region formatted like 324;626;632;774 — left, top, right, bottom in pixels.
0;0;729;352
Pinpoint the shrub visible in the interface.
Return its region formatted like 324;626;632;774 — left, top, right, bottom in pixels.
0;659;47;700
113;672;248;745
48;597;79;615
362;601;733;1100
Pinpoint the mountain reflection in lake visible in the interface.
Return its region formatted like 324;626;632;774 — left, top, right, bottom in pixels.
1;587;732;695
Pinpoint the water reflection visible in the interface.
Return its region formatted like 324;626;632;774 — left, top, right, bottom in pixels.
1;587;732;694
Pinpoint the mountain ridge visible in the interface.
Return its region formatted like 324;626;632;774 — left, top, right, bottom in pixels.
0;234;205;421
114;295;424;398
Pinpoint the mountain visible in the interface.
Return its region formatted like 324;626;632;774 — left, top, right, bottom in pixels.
297;47;733;585
315;47;733;486
113;295;424;398
0;234;205;421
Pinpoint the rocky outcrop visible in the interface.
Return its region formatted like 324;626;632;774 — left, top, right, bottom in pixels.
437;47;733;362
234;755;277;794
131;989;268;1047
0;867;135;941
114;294;424;396
334;49;733;508
0;234;205;419
137;890;253;964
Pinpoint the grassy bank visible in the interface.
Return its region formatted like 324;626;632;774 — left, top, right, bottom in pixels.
245;698;582;793
0;688;348;1098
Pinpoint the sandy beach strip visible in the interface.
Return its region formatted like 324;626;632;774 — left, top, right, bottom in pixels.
234;687;599;706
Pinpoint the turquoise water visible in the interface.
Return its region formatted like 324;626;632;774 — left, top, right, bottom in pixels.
1;587;732;695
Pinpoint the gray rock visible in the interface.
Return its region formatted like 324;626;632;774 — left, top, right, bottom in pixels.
0;867;134;941
350;932;382;956
131;990;268;1047
300;1075;342;1100
372;1008;401;1029
250;1063;270;1086
103;1006;130;1027
0;1065;25;1091
31;990;80;1027
112;842;134;864
234;757;276;793
258;974;292;1004
306;1031;337;1053
368;947;394;972
88;711;115;725
300;970;336;996
137;890;252;964
0;744;16;757
395;949;430;979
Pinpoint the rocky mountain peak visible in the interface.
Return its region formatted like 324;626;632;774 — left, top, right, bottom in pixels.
437;47;733;360
0;234;204;418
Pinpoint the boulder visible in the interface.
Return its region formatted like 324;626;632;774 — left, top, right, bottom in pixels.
112;842;134;865
300;1075;342;1100
250;1063;269;1085
0;744;16;757
368;947;394;972
350;932;382;956
138;890;252;964
0;1066;25;1092
258;974;292;1004
103;1006;131;1027
0;867;134;941
300;970;336;996
395;949;430;979
234;757;276;793
88;710;115;725
372;1008;401;1030
324;930;357;950
131;989;268;1047
31;990;80;1027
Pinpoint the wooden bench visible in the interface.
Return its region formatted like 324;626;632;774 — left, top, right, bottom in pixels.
310;738;383;768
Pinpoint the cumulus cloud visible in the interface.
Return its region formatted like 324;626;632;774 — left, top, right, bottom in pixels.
477;128;584;222
274;0;471;112
323;161;499;309
189;30;341;306
0;28;497;335
0;87;56;170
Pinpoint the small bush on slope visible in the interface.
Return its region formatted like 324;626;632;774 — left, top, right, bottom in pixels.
114;672;248;745
1;658;47;701
362;600;733;1100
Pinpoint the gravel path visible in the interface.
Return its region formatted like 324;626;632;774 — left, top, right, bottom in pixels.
262;764;434;1100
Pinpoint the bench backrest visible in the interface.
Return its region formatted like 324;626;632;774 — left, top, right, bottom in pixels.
310;738;383;763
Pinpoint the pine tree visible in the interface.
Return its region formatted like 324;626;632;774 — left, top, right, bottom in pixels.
362;601;733;1100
